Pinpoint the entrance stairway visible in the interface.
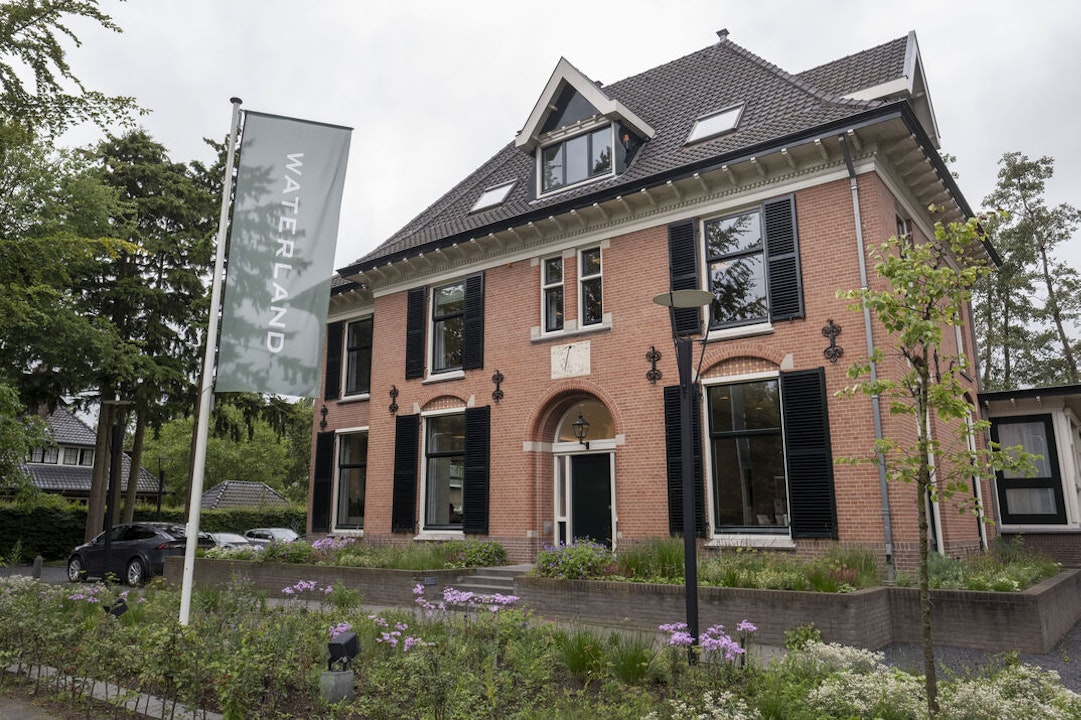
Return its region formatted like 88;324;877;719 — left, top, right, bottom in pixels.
453;564;533;596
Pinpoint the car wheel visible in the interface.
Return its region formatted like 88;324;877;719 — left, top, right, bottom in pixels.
67;556;86;583
125;557;146;586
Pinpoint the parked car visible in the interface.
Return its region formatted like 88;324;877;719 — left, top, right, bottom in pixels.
208;532;253;549
243;527;300;546
67;522;214;586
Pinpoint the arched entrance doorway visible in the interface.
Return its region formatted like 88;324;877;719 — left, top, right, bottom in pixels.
552;398;616;548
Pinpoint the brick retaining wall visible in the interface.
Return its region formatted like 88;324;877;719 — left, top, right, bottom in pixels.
164;559;1081;654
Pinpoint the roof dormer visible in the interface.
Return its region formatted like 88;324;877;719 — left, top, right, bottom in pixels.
515;58;654;197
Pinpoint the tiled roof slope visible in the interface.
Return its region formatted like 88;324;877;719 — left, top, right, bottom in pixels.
795;36;908;98
47;407;97;445
22;457;159;494
201;480;291;509
346;32;902;271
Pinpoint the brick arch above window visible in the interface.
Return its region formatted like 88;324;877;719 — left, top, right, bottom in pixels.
419;395;468;413
702;356;778;379
699;341;790;377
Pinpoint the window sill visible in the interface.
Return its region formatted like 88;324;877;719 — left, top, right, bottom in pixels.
531;320;612;343
330;528;364;537
998;524;1079;534
706;534;795;550
705;322;773;343
414;530;465;542
423;370;465;385
338;393;370;404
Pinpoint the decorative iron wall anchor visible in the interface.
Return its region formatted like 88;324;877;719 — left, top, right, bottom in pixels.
822;319;843;363
646;346;663;384
388;385;399;415
491;370;505;403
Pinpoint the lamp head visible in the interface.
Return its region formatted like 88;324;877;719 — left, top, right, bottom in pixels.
328;630;360;671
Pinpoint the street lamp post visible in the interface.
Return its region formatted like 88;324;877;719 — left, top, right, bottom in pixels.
653;289;714;662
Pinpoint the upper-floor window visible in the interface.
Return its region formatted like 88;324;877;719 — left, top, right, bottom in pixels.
344;317;373;396
432;281;465;373
542;256;564;333
541;126;612;193
579;247;603;326
63;447;79;465
27;446;58;463
705;210;767;327
405;273;485;381
80;448;94;466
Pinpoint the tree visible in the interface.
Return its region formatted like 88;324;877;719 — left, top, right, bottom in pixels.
140;401;313;505
0;0;140;134
78;130;217;532
0;120;133;409
975;152;1081;389
840;212;1032;717
0;382;48;492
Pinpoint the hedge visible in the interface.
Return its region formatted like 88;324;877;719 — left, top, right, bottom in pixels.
0;499;307;562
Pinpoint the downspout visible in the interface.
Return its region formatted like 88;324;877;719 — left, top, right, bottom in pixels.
839;134;895;583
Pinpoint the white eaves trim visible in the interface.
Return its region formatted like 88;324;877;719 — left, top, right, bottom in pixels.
514;57;655;153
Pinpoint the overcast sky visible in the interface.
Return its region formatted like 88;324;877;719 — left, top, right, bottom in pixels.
61;0;1081;271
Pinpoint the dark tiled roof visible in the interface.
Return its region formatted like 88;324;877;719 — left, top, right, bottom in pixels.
201;480;291;509
795;35;908;98
21;457;159;495
345;33;903;271
47;407;97;446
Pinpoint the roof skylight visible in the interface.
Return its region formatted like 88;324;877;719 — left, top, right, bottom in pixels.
470;181;516;213
686;105;744;144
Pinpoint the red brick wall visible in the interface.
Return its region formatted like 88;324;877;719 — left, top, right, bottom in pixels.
310;171;989;569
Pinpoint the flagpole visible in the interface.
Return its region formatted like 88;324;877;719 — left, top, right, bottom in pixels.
180;97;243;625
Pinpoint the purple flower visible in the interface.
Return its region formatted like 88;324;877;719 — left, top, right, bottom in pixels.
737;619;757;634
329;622;352;639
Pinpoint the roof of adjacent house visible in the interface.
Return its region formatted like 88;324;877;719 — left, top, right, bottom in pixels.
201;480;291;509
46;407;97;446
341;29;938;277
21;456;160;495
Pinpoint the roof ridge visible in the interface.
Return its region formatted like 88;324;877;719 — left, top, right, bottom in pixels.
716;33;879;109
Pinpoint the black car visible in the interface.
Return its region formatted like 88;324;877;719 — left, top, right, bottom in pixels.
67;522;214;586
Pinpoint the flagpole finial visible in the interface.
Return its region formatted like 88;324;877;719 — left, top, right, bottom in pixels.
230;97;243;105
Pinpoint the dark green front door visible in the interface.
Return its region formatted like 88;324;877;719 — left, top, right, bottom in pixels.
571;454;612;547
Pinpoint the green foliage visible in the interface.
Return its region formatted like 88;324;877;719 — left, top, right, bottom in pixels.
0;382;49;490
614;537;686;581
975;152;1081;389
784;623;823;651
0;578;1078;719
535;540;615;579
0;497;306;560
330;538;508;570
927;547;1060;592
0;0;142;134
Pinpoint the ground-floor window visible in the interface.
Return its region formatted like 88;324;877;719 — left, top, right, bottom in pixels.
425;413;465;528
707;378;789;532
336;432;367;529
992;415;1066;525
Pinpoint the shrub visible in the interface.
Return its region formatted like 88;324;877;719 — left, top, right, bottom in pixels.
534;540;614;579
614;537;684;581
554;628;606;682
439;538;507;568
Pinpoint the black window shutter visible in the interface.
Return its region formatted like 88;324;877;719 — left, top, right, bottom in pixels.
663;385;706;537
782;368;837;539
311;431;336;532
462;273;485;370
391;414;419;533
764;196;804;321
323;322;343;400
462;406;491;534
405;287;427;379
666;220;702;336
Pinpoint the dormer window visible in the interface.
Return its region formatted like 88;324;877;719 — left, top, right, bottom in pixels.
540;125;613;194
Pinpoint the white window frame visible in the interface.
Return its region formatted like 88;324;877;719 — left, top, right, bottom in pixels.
428;280;466;376
686;104;744;144
537;122;615;197
332;427;368;535
578;246;603;327
342;316;373;399
702;371;797;549
541;254;565;335
419;408;467;533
